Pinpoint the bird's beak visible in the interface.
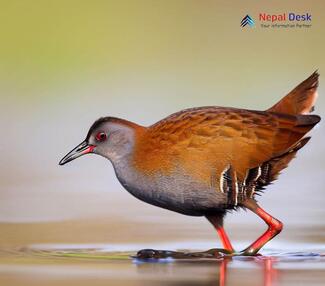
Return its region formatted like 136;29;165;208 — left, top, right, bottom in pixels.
59;141;95;165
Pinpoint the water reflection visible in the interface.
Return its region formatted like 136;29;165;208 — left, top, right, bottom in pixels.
134;255;280;286
1;245;325;286
133;250;325;286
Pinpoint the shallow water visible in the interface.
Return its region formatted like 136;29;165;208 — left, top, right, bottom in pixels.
1;243;325;286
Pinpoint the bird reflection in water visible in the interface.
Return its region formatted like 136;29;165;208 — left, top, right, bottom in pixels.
134;253;279;286
216;256;278;286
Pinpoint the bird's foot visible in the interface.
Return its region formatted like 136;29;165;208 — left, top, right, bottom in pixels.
133;248;233;260
233;248;262;257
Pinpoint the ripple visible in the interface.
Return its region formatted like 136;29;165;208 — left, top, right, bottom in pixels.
1;241;323;268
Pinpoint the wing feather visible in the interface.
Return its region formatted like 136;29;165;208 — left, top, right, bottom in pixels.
134;107;319;187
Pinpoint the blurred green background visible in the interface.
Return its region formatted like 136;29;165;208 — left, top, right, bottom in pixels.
0;0;324;247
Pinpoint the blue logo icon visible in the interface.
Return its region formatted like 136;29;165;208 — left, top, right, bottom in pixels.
241;15;255;27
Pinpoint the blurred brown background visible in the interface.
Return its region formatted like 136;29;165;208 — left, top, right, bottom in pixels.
0;0;324;248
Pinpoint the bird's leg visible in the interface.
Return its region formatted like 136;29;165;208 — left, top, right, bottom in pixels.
217;226;234;253
240;199;283;256
206;214;235;254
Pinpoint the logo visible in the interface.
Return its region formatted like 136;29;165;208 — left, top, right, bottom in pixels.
240;15;255;27
240;13;312;29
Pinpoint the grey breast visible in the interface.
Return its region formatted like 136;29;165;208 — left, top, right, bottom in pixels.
113;159;227;216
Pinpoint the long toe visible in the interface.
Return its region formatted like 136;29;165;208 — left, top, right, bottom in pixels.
134;248;234;260
235;249;262;256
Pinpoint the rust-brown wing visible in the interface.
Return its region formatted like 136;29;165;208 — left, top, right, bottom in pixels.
134;107;319;186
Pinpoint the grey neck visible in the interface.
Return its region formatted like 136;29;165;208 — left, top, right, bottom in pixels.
111;154;154;202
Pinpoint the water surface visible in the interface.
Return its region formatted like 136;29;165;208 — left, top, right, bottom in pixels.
1;242;325;286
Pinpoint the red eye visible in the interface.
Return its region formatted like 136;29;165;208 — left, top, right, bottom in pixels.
95;132;107;142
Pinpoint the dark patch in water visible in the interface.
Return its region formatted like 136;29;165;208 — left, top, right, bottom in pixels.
133;248;233;260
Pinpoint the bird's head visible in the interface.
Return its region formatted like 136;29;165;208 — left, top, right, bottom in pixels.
59;117;142;165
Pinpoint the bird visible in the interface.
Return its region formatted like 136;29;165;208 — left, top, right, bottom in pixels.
59;72;320;256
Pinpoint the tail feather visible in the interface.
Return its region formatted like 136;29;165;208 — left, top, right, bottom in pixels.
269;136;311;175
247;137;311;197
267;71;319;115
248;72;321;199
296;114;321;127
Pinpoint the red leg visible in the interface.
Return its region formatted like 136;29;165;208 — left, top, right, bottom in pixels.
206;214;235;253
217;226;234;251
241;199;283;255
